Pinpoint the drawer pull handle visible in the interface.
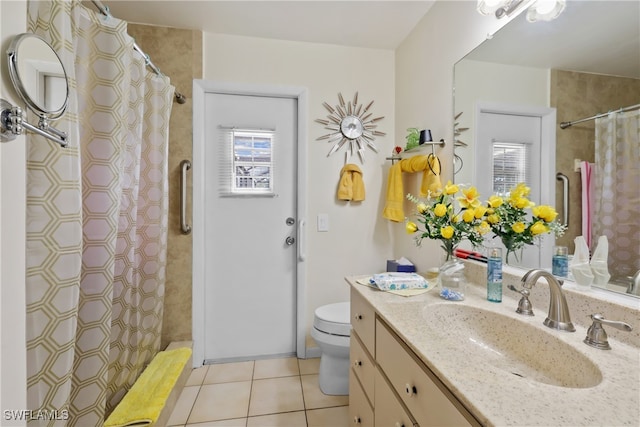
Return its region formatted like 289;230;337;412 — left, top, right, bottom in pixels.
353;416;362;424
354;314;363;320
354;360;362;367
395;423;405;427
405;383;417;397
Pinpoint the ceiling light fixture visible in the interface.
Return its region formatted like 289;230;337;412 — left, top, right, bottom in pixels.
526;0;566;22
477;0;565;21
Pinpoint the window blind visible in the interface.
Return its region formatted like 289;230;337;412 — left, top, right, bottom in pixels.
218;127;276;197
492;141;531;195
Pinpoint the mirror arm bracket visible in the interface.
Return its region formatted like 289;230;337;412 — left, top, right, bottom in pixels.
0;99;68;148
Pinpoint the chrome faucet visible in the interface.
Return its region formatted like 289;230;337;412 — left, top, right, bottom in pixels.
521;269;576;332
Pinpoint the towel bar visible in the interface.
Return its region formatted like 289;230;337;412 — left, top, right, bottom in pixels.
556;172;569;226
180;160;192;235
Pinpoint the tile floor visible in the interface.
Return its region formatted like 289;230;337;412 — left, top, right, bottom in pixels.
167;357;349;426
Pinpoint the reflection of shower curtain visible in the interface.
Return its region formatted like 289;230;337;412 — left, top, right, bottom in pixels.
26;1;172;425
593;110;640;279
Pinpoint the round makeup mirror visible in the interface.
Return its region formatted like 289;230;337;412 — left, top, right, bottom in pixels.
7;33;69;120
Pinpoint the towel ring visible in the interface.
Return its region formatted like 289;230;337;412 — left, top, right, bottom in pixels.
454;153;464;175
427;153;441;175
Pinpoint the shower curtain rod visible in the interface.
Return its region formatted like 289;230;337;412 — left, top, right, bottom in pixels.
90;0;187;104
560;103;640;129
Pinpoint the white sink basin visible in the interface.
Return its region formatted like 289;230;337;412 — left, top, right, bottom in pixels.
422;304;602;389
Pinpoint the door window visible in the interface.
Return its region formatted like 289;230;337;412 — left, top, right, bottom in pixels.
232;130;274;193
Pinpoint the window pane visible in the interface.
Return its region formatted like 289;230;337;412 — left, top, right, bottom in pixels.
232;130;274;193
492;142;529;195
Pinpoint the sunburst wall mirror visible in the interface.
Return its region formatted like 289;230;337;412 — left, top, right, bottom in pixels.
315;92;385;163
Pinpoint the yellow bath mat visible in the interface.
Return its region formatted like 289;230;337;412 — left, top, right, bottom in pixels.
104;347;192;427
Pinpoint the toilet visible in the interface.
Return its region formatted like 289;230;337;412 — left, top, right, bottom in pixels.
310;302;351;395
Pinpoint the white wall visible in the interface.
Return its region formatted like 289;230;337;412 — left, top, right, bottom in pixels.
1;1;27;424
454;59;550;184
393;0;517;271
202;33;396;346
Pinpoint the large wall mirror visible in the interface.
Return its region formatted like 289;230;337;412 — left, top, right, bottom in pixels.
453;0;639;297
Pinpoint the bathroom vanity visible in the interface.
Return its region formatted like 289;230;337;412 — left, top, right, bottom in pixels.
347;262;640;426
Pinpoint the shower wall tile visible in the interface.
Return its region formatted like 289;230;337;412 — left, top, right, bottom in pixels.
128;24;203;348
550;70;640;251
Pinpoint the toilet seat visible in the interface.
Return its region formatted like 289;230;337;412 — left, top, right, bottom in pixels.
313;302;350;337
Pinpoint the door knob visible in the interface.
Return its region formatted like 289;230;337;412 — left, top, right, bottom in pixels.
285;236;295;245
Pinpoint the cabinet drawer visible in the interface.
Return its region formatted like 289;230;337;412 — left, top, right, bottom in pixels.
349;369;374;427
376;319;474;427
350;331;375;403
374;368;416;427
351;288;376;355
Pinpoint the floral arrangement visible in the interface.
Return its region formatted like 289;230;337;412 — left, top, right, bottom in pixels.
405;181;489;260
406;182;566;264
485;183;566;262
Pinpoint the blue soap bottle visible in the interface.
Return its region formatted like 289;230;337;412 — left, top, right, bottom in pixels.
552;246;569;277
487;247;502;302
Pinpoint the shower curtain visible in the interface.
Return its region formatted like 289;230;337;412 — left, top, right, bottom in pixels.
593;110;640;279
25;1;173;425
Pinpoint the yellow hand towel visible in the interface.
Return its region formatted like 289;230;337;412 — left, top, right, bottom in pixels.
422;154;442;196
382;155;442;222
337;164;365;201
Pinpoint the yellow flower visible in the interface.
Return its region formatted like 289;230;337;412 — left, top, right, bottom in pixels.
511;222;526;233
441;226;454;239
530;221;548;235
406;221;418;234
458;186;481;208
444;180;459;195
512;197;533;210
462;209;475;223
487;214;500;224
488;195;503;208
532;205;558;222
434;203;447;217
417;203;428;214
476;221;490;235
474;205;487;219
510;183;531;198
452;215;460;223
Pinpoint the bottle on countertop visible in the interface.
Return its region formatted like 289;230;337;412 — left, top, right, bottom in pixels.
487;247;502;302
552;245;569;278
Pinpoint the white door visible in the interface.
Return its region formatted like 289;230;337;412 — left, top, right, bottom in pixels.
476;107;555;269
203;92;298;362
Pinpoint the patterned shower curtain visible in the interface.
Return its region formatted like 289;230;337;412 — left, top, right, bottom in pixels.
26;1;172;425
593;110;640;279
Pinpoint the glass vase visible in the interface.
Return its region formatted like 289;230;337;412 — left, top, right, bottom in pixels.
439;257;466;301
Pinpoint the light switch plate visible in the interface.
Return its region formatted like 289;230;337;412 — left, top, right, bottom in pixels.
317;213;329;232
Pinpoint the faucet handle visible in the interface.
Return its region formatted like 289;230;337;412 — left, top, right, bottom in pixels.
584;313;633;350
507;285;534;316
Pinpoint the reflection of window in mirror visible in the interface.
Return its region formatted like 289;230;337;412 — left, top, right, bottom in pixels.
492;142;530;195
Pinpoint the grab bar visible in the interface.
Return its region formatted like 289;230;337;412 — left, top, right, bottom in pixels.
556;172;569;226
180;159;192;235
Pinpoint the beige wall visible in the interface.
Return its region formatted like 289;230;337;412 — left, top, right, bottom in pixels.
1;0;28;422
202;33;396;346
393;1;514;270
454;59;550;185
127;24;203;348
551;69;640;251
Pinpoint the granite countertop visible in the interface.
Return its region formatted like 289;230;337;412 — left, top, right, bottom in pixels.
347;271;640;426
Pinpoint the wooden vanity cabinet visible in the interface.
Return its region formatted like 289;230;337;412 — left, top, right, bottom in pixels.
350;287;480;427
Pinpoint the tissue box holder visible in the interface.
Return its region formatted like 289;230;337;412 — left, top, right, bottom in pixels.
386;260;416;273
